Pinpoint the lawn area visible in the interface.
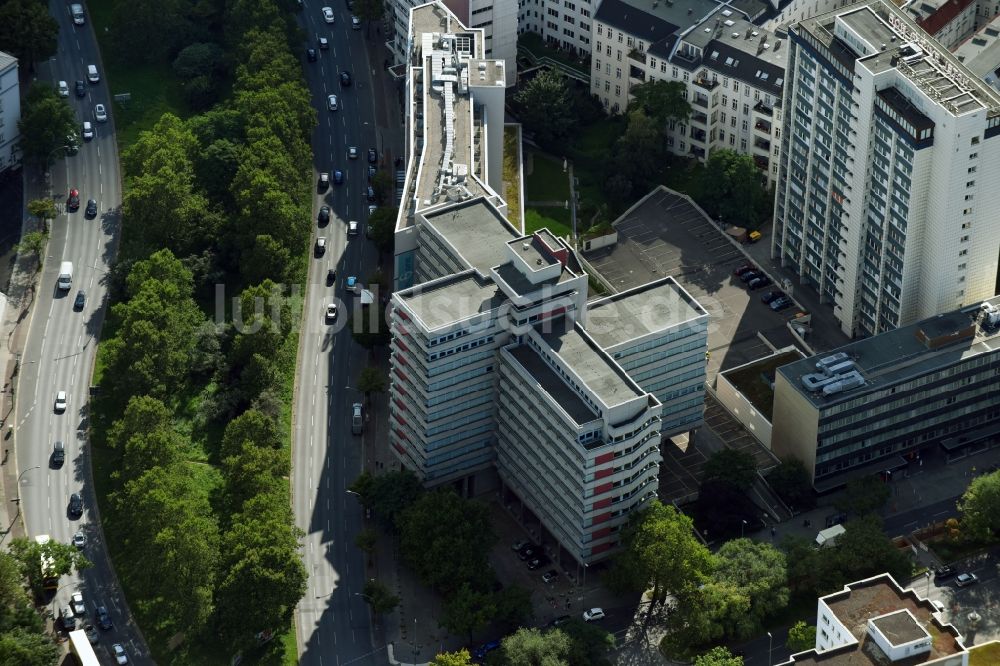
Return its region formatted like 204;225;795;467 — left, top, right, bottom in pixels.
723;350;803;421
525;151;570;203
503;125;523;231
87;0;190;148
571;117;626;217
525;206;572;239
517;32;590;78
970;641;1000;666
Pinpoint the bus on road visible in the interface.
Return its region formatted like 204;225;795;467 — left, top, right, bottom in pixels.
34;535;58;592
68;629;99;666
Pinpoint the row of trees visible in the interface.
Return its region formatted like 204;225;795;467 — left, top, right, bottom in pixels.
93;0;316;660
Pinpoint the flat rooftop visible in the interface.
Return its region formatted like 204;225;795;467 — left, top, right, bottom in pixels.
507;345;598;425
422;199;520;275
778;296;1000;408
870;610;928;646
955;15;1000;87
586;277;706;351
398;272;505;331
540;322;645;409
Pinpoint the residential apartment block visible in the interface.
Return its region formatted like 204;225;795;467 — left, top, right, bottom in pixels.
388;0;518;85
517;0;595;53
772;296;1000;489
954;11;1000;91
388;1;709;564
777;574;970;665
772;0;1000;339
0;52;20;173
589;0;788;184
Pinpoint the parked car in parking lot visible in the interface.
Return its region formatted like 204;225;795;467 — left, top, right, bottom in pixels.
583;608;605;621
542;569;559;583
934;566;957;580
956;573;978;587
518;546;538;561
748;276;771;290
770;296;793;311
761;290;785;304
734;263;757;277
527;556;548;570
739;271;761;283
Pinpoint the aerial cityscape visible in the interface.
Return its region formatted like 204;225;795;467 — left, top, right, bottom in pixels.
0;0;999;664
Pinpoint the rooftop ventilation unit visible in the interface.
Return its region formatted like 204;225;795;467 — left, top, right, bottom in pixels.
815;352;849;373
822;359;855;377
801;372;840;391
821;370;865;396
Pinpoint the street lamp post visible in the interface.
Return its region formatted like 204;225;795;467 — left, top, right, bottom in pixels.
741;519;748;539
925;570;931;597
768;631;773;666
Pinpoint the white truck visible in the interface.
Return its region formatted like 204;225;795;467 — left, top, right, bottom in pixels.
69;3;85;25
58;261;73;291
815;524;846;548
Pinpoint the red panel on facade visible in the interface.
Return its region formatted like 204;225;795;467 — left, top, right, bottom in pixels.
394;442;407;455
591;526;612;540
592;512;611;524
394;368;409;383
594;452;615;465
396;338;409;353
396;309;409;321
591;497;612;511
396;354;408;366
594;467;614;480
594;482;613;495
591;541;614;554
394;399;408;412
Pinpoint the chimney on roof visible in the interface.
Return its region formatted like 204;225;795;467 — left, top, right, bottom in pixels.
746;27;752;38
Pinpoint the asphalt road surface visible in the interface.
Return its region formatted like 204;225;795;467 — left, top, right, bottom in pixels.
14;1;149;663
293;2;383;664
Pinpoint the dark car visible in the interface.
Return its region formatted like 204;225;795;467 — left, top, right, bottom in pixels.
96;606;113;630
68;188;81;210
518;546;538;561
733;263;757;276
306;47;317;62
333;169;344;184
761;290;784;304
934;566;957;580
367;148;378;164
366;186;375;202
74;290;86;310
68;493;83;518
739;270;761;283
367;165;377;181
340;71;352;86
472;640;500;660
51;440;65;468
318;205;331;226
548;615;572;628
85;198;98;218
748;276;771;290
75;80;86;97
527;556;548;570
770;296;793;311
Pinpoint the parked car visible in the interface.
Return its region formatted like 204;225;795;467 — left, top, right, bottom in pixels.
527;556;548;570
112;643;129;664
761;290;785;304
71;591;86;615
733;263;757;276
306;47;317;62
333;169;344;184
472;640;500;660
61;606;77;631
84;623;99;644
583;608;605;622
340;71;352;86
770;296;793;311
542;569;559;583
748;276;771;290
321;6;335;22
511;540;530;551
739;270;761;283
956;573;978;587
315;237;327;256
934;566;957;580
85;198;98;218
366;185;375;202
318;172;330;189
318;205;331;226
73;530;87;549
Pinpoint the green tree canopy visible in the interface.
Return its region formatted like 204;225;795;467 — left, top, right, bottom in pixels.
109;395;186;484
561;619;615;666
362;579;399;615
173;42;225;80
693;646;743;666
17;83;75;168
439;582;496;639
501;627;571;666
0;628;60;666
766;459;816;511
431;649;475;666
835;476;891;517
348;469;424;529
15;231;47;268
358;366;387;397
630;80;691;124
514;69;577;151
110;0;193;64
957;470;1000;542
786;620;817;653
713;539;790;639
703;449;757;492
26;199;57;222
8;538;90;596
0;0;58;70
696;150;770;228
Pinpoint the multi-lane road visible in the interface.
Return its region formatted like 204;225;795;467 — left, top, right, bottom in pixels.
293;2;383;664
14;0;149;663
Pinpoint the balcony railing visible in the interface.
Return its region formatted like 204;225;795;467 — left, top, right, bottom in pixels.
628;48;646;65
692;95;708;108
690;111;708;125
690;128;707;142
754;137;771;151
693;77;718;91
754;119;772;133
629;65;646;82
753;100;774;116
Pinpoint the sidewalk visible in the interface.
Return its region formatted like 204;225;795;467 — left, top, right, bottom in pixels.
0;166;49;546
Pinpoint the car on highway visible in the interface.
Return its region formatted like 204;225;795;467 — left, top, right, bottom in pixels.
956;573;978;587
748;276;771;290
325;303;338;323
367;165;377;180
542;569;559;583
368;203;377;218
52;440;65;468
94;104;107;122
770;296;793;311
327;268;336;285
307;47;317;62
73;530;87;548
739;270;761;283
61;606;77;631
322;6;335;22
113;643;129;664
340;71;352;86
75;80;86;97
761;290;784;304
74;290;86;310
85;198;98;218
315;237;327;256
319;36;329;50
327;94;339;111
68;492;83;518
348;146;359;159
351;15;361;29
96;606;113;630
348;220;359;236
84;623;99;644
318;205;331;226
58;80;69;97
68;189;81;210
54;391;68;412
583;608;605;622
333;169;344;184
82;121;94;141
368;148;378;164
71;591;86;615
318;172;330;190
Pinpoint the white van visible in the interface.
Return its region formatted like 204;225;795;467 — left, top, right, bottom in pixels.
87;65;99;83
70;3;85;24
348;220;359;235
58;262;73;291
82;121;94;141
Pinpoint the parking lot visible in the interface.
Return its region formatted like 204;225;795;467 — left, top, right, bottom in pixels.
584;187;805;378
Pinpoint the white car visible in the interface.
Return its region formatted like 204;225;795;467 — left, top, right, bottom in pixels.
368;204;377;217
351;15;361;29
348;220;359;235
327;94;339;111
58;80;69;97
73;530;87;548
348;146;358;159
82;121;94;141
325;303;338;322
94;104;107;122
583;607;605;622
322;6;335;22
54;391;68;413
315;237;327;255
930;600;945;613
112;643;128;664
956;573;979;587
71;591;85;615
